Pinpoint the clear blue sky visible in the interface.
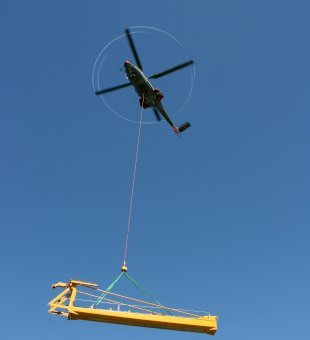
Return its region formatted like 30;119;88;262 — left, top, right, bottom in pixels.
1;1;309;339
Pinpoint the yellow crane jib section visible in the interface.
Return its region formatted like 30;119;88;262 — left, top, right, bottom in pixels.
48;279;218;335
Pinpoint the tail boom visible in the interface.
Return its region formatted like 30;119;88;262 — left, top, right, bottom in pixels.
173;122;191;135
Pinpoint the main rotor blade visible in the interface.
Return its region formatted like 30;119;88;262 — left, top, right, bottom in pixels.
153;109;162;121
148;60;194;79
95;82;132;95
125;28;143;71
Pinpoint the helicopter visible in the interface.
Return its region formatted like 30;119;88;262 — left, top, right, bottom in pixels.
95;29;194;135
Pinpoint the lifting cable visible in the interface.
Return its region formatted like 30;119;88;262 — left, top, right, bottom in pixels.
91;272;123;308
92;97;144;309
123;94;145;267
124;272;172;315
92;96;169;313
92;271;170;315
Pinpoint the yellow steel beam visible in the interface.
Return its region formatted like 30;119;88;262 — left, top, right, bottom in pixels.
48;279;218;335
68;307;217;335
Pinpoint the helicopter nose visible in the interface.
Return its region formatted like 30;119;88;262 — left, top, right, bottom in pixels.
124;60;130;67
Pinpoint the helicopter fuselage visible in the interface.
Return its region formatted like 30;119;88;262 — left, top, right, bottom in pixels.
124;61;164;110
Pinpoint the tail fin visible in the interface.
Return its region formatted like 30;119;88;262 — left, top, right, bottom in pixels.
178;122;191;133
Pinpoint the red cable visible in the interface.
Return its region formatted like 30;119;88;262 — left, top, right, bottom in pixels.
123;95;144;266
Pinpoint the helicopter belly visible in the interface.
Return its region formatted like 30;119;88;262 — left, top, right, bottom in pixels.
124;61;164;109
132;76;153;95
